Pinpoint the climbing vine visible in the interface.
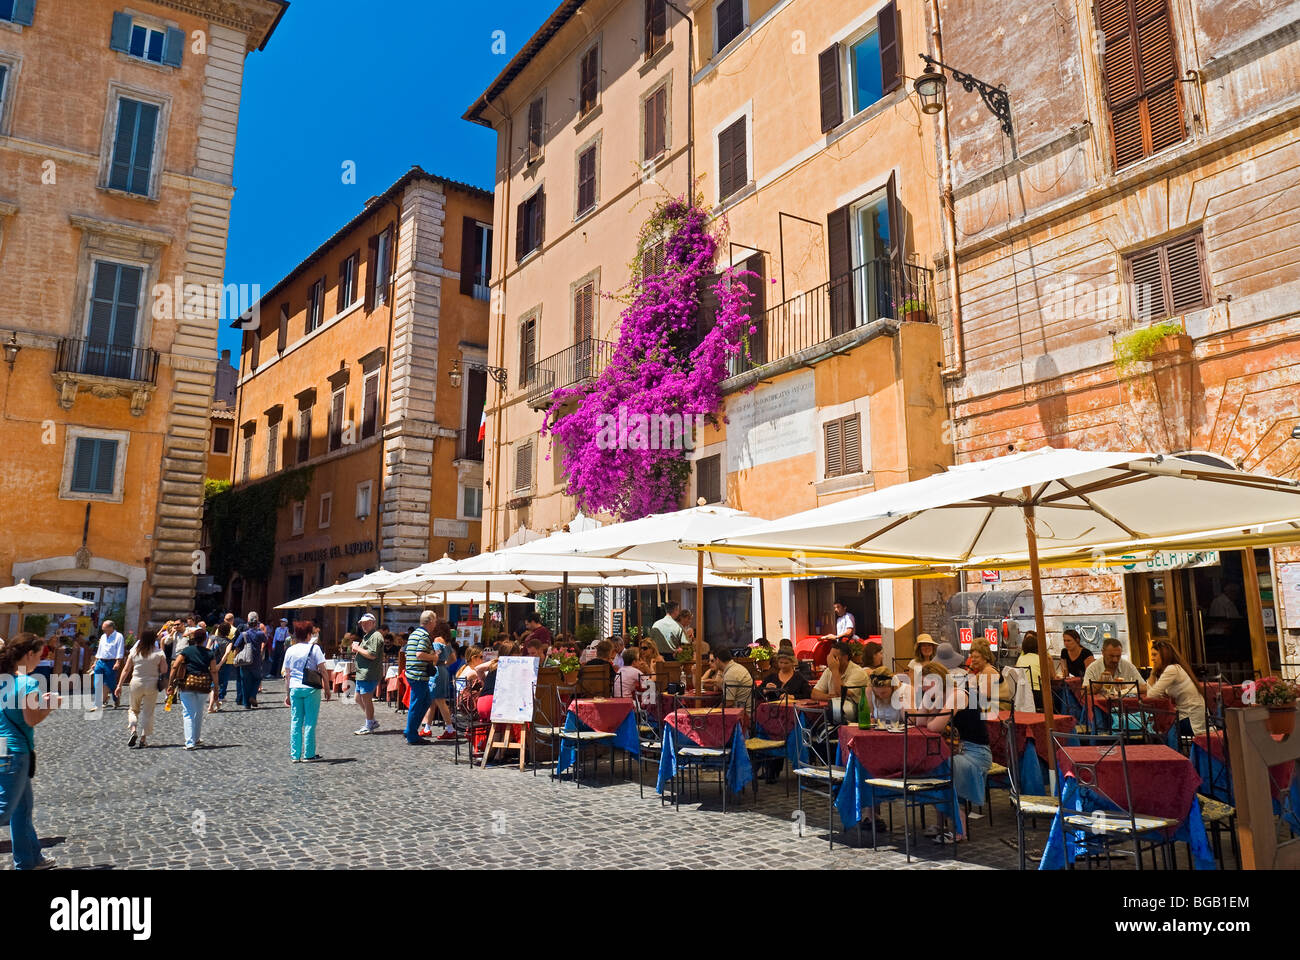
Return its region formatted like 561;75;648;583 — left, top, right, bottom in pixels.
205;467;314;586
541;193;757;521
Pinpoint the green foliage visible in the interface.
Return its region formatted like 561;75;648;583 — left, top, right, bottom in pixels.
205;467;314;587
557;653;580;674
1250;676;1299;707
1112;321;1183;370
22;614;50;636
575;624;599;648
204;478;231;500
750;645;771;664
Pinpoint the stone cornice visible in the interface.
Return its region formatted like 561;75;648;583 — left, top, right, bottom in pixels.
151;0;285;51
69;213;173;248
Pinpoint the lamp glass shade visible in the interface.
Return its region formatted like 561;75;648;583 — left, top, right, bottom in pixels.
914;68;946;114
448;367;463;388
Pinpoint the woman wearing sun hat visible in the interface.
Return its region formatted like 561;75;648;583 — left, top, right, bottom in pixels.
907;634;940;673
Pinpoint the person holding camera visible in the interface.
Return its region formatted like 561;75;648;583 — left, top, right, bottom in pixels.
0;634;61;870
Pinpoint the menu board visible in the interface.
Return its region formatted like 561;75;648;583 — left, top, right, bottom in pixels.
490;656;539;724
1276;563;1300;630
611;609;626;637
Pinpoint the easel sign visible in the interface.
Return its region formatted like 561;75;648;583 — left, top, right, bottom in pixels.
483;656;538;770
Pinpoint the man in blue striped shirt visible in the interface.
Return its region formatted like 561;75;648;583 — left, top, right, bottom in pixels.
403;611;438;744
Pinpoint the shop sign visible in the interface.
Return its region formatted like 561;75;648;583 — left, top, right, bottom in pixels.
279;540;375;566
1116;551;1218;573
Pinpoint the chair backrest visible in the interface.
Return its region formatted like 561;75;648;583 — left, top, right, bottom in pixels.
796;706;833;767
722;679;754;712
654;660;682;690
900;710;955;783
577;663;612;698
1050;729;1137;825
633;693;662;746
1000;714;1025;800
552;683;577;725
1084;679;1140;733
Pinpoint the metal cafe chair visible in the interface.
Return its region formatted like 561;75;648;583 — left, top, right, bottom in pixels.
1084;679;1144;738
529;681;567;779
450;675;489;768
1192;711;1240;869
1001;713;1060;870
793;714;848;850
671;697;735;813
746;691;799;798
863;711;957;863
554;683;617;787
631;690;664;802
1050;730;1181;870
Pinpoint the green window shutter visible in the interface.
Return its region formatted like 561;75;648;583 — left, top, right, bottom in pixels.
163;26;185;67
93;439;118;493
72;438;97;492
12;0;36;26
109;11;132;52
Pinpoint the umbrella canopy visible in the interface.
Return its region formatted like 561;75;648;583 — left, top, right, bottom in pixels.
0;580;96;616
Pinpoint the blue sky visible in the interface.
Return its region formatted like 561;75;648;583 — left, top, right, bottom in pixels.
220;0;555;363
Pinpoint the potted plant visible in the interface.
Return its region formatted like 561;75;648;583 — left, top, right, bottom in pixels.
750;645;771;667
557;653;580;684
675;641;695;664
1245;676;1299;739
899;298;929;323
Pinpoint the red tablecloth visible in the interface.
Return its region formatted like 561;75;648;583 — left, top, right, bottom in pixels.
987;711;1076;765
837;726;949;779
1057;744;1197;823
570;697;634;732
1200;682;1245;710
1193;730;1293;798
754;700;800;738
663;706;747;748
1080;690;1177;735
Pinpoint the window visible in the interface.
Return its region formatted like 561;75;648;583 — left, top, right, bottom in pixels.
826;176;900;333
361;369;380;440
70;437;119;495
369;228;393;307
211;424;231;455
645;0;667;58
463;485;483;520
329;387;345;451
459;220;492;300
577;144;598;215
717;116;748;202
573;280;595;345
643;84;667;163
0;1;36;27
110;13;184;67
84;261;142;378
291;499;305;536
696;454;722;504
0;64;8;129
356;480;373;519
306;278;324;334
824;414;863;478
642;239;666;279
296;407;312;463
107;97;159;196
819;2;899;132
319;492;332;529
241;427;253;482
248;328;260;371
519;316;537;387
514;440;534;494
1124;230;1209;321
715;0;746;51
1096;0;1185;169
579;44;600;116
527;96;545;163
277;303;288;353
337;253;357;311
516;188;545;262
266;419;279;474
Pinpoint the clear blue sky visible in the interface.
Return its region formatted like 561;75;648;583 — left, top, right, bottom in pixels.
220;0;555;364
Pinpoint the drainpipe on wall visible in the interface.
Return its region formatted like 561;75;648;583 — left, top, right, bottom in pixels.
928;0;965;382
483;100;514;552
665;0;696;193
376;195;402;563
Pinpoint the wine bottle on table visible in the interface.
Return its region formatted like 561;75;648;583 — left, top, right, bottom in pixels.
858;689;871;729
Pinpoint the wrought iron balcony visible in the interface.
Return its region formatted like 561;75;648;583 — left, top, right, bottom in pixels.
525;337;614;408
729;258;934;376
56;337;159;384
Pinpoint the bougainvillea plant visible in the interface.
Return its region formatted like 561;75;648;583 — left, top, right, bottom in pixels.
541;193;757;521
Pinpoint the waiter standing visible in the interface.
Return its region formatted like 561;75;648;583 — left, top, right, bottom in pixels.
819;600;857;643
91;619;126;710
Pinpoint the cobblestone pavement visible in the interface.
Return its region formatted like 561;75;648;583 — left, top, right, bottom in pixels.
5;680;1026;870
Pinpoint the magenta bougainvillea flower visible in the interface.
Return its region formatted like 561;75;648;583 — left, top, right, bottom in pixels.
541;196;756;521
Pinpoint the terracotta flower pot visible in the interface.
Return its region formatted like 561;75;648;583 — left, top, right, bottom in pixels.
562;671;578;684
903;307;930;324
1265;705;1297;739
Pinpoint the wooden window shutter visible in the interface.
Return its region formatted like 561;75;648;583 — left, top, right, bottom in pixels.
460;217;478;296
110;11;132;52
1166;233;1208;314
535;189;545;247
695;272;723;346
742;252;767;366
578;147;596;213
718;117;746;200
841;414;862;474
277;304;288;352
516;441;533;492
365;235;378;308
827;204;856;335
574;282;594;342
824;418;844;478
580;46;599;115
329;390;344;450
718;125;734;200
519;317;537;386
818;44;843;133
1096;0;1183;169
527;97;544;162
717;0;744;49
644;86;667;161
877;0;901;94
1127;246;1167;321
646;0;667;57
362;374;379;439
298;408;311;462
515;200;528;262
642;240;666;279
337;259;348;312
697;454;721;504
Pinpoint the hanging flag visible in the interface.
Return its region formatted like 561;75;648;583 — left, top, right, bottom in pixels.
477;407;487;443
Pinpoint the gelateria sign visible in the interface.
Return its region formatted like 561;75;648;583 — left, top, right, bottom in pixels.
1116;551;1219;573
279;540;375;566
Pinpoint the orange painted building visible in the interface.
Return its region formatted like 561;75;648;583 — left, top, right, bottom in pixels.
227;168;493;620
0;0;284;634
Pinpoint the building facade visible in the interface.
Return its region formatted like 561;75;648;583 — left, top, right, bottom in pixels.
931;0;1300;674
226;168;493;618
0;0;284;634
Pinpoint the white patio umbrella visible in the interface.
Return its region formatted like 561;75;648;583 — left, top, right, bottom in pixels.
701;447;1300;777
0;581;94;633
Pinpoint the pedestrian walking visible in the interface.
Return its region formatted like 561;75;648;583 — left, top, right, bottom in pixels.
212;612;240;708
90;619;125;710
403;611;438;744
114;629;166;748
0;634;60;870
282;623;326;762
168;627;219;750
351;613;383;735
422;622;457;741
233;612;266;709
269;617;289;678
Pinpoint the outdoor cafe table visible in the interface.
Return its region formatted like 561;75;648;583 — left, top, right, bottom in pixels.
1190;729;1300;834
1066;678;1177;741
834;725;957;830
753;696;810;769
986;711;1076;795
1039;744;1215;869
556;697;639;776
656;705;753;795
1200;682;1246;711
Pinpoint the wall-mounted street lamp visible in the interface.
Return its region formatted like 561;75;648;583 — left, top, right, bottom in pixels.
913;53;1013;138
447;358;508;389
2;332;20;369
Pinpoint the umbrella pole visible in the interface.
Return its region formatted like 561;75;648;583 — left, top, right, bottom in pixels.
1024;498;1058;791
562;571;569;637
443;590;448;626
695;551;704;691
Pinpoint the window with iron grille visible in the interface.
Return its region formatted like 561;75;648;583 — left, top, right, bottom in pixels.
824;413;863;479
1124;230;1209;321
696;454;722;504
1095;0;1186;170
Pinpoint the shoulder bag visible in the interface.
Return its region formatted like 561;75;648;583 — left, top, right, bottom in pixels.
300;643;323;689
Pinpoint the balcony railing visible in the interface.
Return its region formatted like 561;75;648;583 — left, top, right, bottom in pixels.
456;427;484;462
56;337;159;384
729;258;934;376
526;337;614;407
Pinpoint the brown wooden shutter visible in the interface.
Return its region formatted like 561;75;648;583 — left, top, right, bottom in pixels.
824;418;844;478
277;303;288;353
362;374;379;439
460;216;478;296
842;414;862;474
885;171;905;305
877;0;901;94
644;86;667;161
337;259;348;312
718;117;746;200
695;271;723;346
365;235;378;309
645;0;667;58
527;97;544;162
717;0;744;48
1166;233;1208;314
578;147;596;213
697;454;721;504
329;390;344;450
515;200;528;262
742;252;767;366
818;44;843;133
535;189;546;248
580;47;599;115
827;204;856;335
1127;246;1167;321
516;441;533;492
519;317;537;386
1096;0;1183;169
718;125;735;200
574;282;594;343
